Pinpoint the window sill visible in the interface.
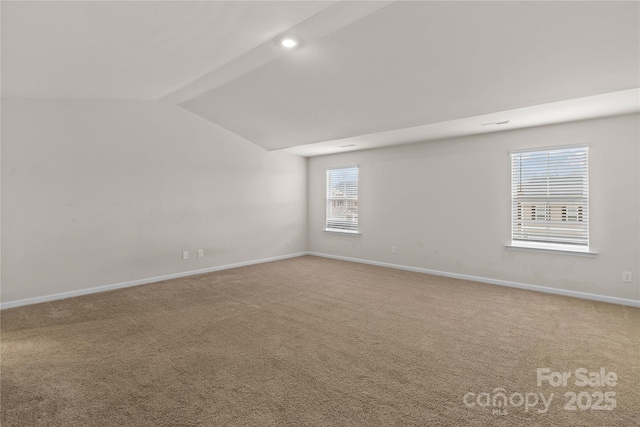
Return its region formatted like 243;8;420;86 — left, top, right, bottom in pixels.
506;242;597;257
324;229;361;236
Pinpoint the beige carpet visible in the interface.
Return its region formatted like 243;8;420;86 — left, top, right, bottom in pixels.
1;255;638;426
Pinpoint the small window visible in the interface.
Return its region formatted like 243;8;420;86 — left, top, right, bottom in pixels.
562;206;583;222
511;146;589;250
326;166;359;233
531;205;549;221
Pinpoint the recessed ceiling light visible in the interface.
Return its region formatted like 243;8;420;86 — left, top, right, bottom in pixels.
280;37;298;48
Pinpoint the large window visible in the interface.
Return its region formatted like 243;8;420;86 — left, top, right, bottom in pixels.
511;146;589;250
326;166;359;233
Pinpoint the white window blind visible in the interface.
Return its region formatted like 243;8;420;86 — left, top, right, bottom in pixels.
326;166;359;232
511;146;589;247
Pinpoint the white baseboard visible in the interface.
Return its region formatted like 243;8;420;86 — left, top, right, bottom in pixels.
308;252;640;308
0;252;309;310
4;251;638;309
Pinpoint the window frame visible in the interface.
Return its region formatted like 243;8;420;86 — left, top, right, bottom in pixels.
325;165;360;235
507;145;596;256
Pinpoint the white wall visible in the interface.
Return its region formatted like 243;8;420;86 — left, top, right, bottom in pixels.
1;99;307;303
309;114;640;302
2;101;638;306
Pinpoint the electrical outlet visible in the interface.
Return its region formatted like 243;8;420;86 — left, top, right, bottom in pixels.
182;251;189;260
391;246;397;254
622;271;632;283
197;249;204;258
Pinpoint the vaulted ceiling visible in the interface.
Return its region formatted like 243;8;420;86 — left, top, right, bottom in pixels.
2;1;639;156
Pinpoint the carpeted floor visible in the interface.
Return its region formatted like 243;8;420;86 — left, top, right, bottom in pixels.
1;255;638;426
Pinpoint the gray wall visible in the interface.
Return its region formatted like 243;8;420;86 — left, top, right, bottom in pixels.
308;114;640;302
1;99;307;303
